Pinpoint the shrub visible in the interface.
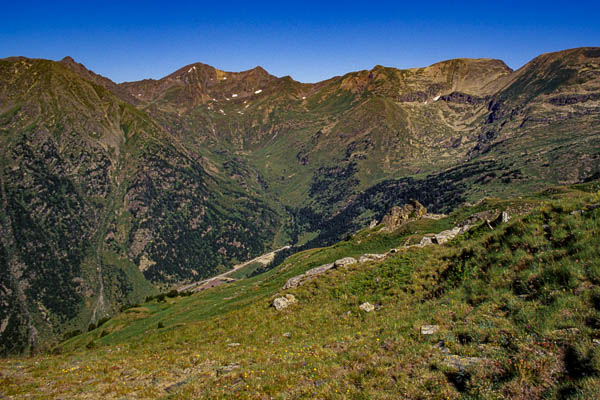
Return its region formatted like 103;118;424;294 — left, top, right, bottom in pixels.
62;329;82;341
88;323;96;332
565;342;600;379
157;321;165;329
166;289;179;298
589;288;600;310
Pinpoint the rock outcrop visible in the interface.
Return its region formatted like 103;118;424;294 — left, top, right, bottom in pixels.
272;294;297;310
282;257;357;290
380;200;427;231
334;257;357;268
358;254;386;263
281;210;512;292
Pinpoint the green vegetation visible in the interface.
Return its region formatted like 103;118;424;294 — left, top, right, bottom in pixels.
1;47;599;356
1;184;598;398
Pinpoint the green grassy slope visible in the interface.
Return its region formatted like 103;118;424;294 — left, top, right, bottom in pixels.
1;183;598;399
1;47;598;355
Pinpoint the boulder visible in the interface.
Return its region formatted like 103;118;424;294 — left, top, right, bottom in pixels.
359;302;375;312
420;325;440;335
419;236;434;246
273;294;297;310
334;257;357;268
369;219;378;228
489;211;511;228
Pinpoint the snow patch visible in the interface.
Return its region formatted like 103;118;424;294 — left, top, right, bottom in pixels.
302;96;306;100
231;94;238;98
222;77;227;80
219;109;226;115
433;95;440;102
254;89;262;94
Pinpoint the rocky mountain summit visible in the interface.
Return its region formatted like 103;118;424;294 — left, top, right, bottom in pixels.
0;47;599;354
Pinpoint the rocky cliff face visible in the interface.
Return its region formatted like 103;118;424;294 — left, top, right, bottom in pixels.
1;47;599;354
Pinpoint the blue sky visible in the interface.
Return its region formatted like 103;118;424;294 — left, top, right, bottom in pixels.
1;1;599;83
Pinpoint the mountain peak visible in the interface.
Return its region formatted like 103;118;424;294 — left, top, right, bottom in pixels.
60;56;76;64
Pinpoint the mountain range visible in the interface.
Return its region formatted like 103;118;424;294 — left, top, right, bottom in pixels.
0;47;599;354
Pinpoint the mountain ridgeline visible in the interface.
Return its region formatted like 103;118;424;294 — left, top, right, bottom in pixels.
0;47;599;354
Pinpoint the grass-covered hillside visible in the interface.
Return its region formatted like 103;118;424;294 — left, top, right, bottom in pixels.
1;47;598;354
1;182;598;399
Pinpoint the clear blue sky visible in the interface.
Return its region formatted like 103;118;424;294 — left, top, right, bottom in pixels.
1;1;599;83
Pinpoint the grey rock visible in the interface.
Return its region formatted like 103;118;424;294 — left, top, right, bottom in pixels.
334;257;357;267
282;275;304;290
306;263;335;276
420;325;439;335
282;332;291;338
273;294;297;310
433;227;461;244
358;253;386;263
419;236;434;246
282;262;336;290
359;302;375;312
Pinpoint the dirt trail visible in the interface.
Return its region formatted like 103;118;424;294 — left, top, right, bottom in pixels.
178;245;291;292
